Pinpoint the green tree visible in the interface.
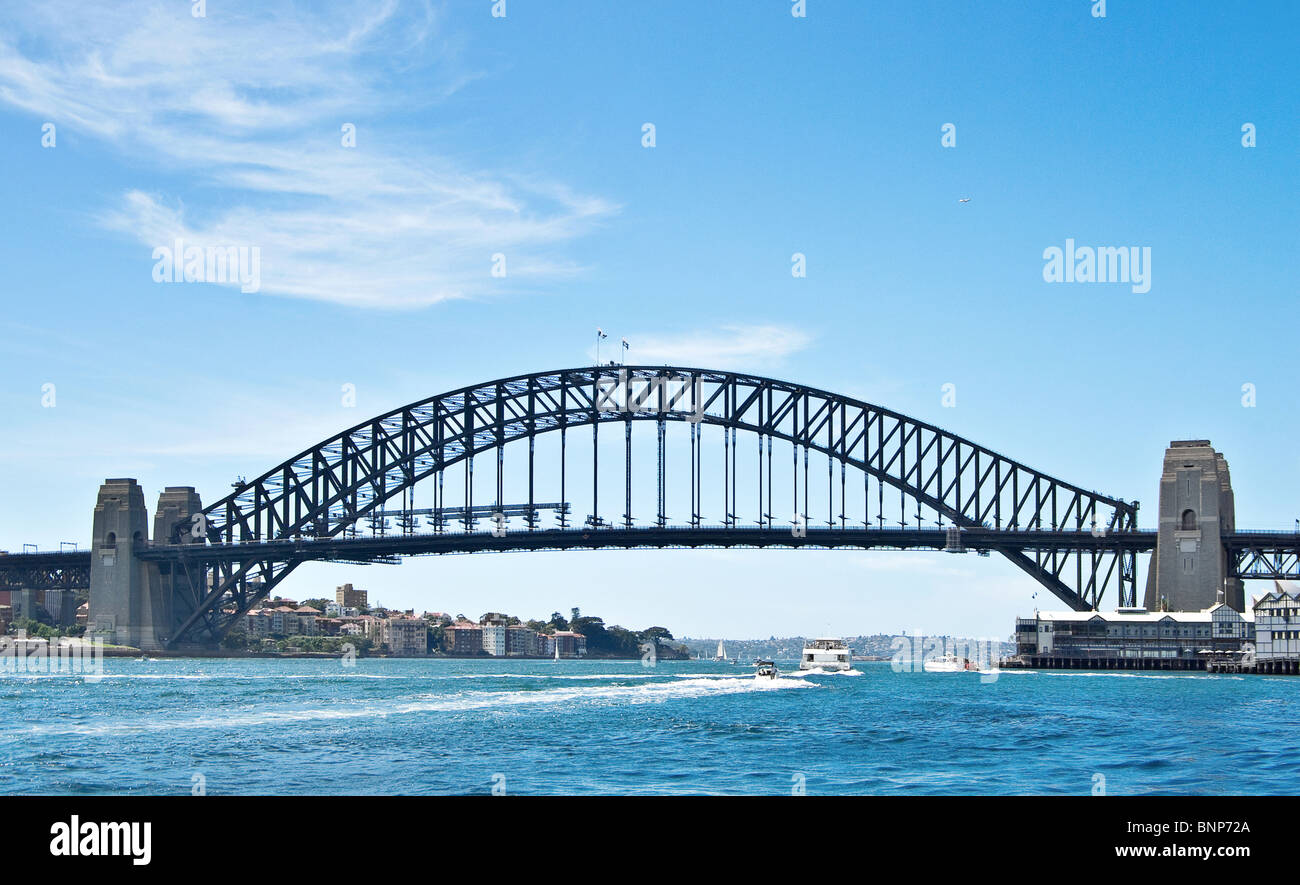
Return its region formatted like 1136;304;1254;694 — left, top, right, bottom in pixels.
426;623;445;653
572;616;613;654
13;618;59;639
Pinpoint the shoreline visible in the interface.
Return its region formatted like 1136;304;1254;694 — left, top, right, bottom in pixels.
92;650;689;661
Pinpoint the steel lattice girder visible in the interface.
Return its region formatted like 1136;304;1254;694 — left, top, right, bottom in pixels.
0;550;90;591
165;367;1145;645
1230;541;1300;580
0;565;89;591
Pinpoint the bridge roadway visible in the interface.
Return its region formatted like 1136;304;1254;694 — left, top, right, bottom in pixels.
7;526;1152;574
8;527;1300;591
130;525;1160;563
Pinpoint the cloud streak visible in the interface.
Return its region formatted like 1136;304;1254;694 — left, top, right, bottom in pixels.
621;325;814;369
0;1;615;308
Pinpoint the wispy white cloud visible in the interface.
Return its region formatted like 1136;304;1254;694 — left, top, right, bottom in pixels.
0;1;615;308
619;324;813;368
0;379;344;463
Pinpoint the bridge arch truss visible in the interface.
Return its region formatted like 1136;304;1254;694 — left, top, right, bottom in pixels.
162;367;1140;646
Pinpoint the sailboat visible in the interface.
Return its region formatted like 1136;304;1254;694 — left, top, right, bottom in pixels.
554;640;560;661
715;640;727;661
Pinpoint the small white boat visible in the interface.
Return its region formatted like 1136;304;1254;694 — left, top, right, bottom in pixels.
754;659;779;680
715;640;727;661
924;652;980;673
799;638;853;671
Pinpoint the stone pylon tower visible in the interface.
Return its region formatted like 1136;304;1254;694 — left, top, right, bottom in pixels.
149;486;205;648
87;479;157;649
88;480;205;651
1143;441;1244;612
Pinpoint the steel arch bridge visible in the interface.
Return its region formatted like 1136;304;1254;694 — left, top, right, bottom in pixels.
141;366;1142;648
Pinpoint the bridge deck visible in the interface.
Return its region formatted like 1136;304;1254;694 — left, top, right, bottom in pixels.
8;528;1300;585
132;526;1160;562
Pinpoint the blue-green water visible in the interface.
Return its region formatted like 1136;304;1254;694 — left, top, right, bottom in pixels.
1;658;1296;795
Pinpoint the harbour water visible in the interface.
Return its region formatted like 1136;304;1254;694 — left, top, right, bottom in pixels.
1;658;1296;795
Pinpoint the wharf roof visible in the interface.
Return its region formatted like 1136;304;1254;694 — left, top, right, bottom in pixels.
1032;608;1253;623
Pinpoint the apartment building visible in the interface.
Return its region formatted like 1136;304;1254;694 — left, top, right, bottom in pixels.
553;631;587;658
381;617;428;656
335;583;368;609
445;621;484;656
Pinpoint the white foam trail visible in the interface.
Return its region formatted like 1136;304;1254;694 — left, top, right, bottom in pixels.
448;672;669;681
0;669;794;684
6;675;816;739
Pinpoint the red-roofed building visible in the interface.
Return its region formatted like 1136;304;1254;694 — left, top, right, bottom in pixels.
553;631;587;658
444;621;483;656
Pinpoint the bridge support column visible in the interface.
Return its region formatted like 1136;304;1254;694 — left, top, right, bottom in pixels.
1143;441;1243;612
88;481;207;651
151;487;205;648
11;587;40;622
87;479;161;650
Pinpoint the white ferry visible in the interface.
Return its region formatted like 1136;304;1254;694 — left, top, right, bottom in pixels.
798;638;853;672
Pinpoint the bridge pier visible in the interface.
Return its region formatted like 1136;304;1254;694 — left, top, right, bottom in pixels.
87;480;204;652
88;479;156;649
9;587;40;622
1143;441;1243;612
150;486;205;648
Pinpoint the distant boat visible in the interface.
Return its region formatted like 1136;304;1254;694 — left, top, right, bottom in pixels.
715;640;727;661
924;653;979;673
554;642;560;661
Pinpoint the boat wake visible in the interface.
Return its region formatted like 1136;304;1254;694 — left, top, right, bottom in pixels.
6;675;816;740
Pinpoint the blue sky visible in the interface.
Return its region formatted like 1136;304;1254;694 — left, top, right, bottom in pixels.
1;1;1297;638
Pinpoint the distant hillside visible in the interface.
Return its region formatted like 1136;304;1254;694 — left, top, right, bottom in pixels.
678;634;1014;662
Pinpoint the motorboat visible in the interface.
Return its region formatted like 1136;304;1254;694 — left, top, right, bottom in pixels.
754;659;779;680
923;652;980;673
